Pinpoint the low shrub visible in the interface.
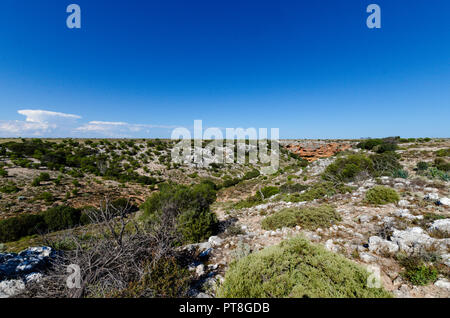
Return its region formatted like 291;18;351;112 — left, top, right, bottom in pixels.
261;205;340;230
322;154;374;182
398;255;438;286
0;214;47;242
42;206;82;232
217;236;392;298
279;183;308;194
435;148;450;157
416;162;429;171
141;181;218;245
0;182;20;194
0;168;7;178
365;186;399;205
283;182;354;202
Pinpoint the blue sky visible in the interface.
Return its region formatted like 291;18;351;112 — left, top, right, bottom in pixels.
0;0;449;138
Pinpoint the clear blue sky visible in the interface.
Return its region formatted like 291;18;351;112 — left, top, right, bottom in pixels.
0;0;449;138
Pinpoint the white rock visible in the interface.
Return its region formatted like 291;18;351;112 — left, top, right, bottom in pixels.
439;197;450;206
441;254;450;267
368;236;399;255
394;209;423;221
429;219;450;236
360;252;377;263
195;264;205;276
208;236;223;247
325;239;338;252
391;227;449;254
434;279;450;291
425;193;439;201
358;215;372;223
398;200;409;207
0;280;25;298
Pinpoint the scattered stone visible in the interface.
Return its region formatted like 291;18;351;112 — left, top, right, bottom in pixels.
429;219;450;236
434;279;450;291
0;279;25;298
360;252;377;263
368;236;399;255
397;200;409;207
208;236;223;247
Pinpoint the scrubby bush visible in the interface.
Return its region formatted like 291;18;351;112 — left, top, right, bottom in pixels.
357;137;399;153
279;183;309;194
416;161;429;171
397;255;438;286
141;181;218;244
0;214;47;242
258;186;279;200
283;181;353;202
322;154;374;182
243;169;260;180
261;205;340;230
0;168;7;178
31;177;41;187
217;236;392;298
435;148;450;157
39;172;51;181
177;209;218;244
364;186;399;205
392;169;408;179
434;158;450;172
0;182;20;194
42;206;82;232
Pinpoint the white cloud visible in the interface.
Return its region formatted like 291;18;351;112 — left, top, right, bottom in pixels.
17;109;81;123
0;109;82;137
0;109;174;138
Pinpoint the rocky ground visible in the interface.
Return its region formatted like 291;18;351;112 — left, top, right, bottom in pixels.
0;138;449;298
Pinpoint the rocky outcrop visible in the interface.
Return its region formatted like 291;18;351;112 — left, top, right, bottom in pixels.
0;247;56;298
285;142;352;162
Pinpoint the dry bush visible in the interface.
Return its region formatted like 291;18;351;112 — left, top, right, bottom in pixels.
18;198;192;298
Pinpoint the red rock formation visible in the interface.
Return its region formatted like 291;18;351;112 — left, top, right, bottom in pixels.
285;142;352;162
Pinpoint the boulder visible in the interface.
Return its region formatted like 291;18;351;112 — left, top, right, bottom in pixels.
368;236;399;255
434;279;450;291
429;219;450;236
0;279;25;298
391;227;449;254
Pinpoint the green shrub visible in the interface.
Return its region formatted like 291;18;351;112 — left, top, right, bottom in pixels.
435;148;450;157
392;169;408;179
111;257;191;298
365;186;399;205
31;177;41;187
0;182;20;194
258;186;279;200
370;152;402;176
398;255;438;286
141;181;218;244
177;209;218;244
279;183;309;194
322;154;374;182
0;168;7;178
0;214;47;243
42;205;81;232
217;236;392;298
416;161;429;171
283;182;353;202
243;169;260;180
39;172;51;181
37;191;54;203
261;205;340;230
434;158;450;172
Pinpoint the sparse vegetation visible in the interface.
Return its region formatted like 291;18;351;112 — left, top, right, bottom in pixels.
217;236;392;298
261;205;341;230
364;186;400;205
